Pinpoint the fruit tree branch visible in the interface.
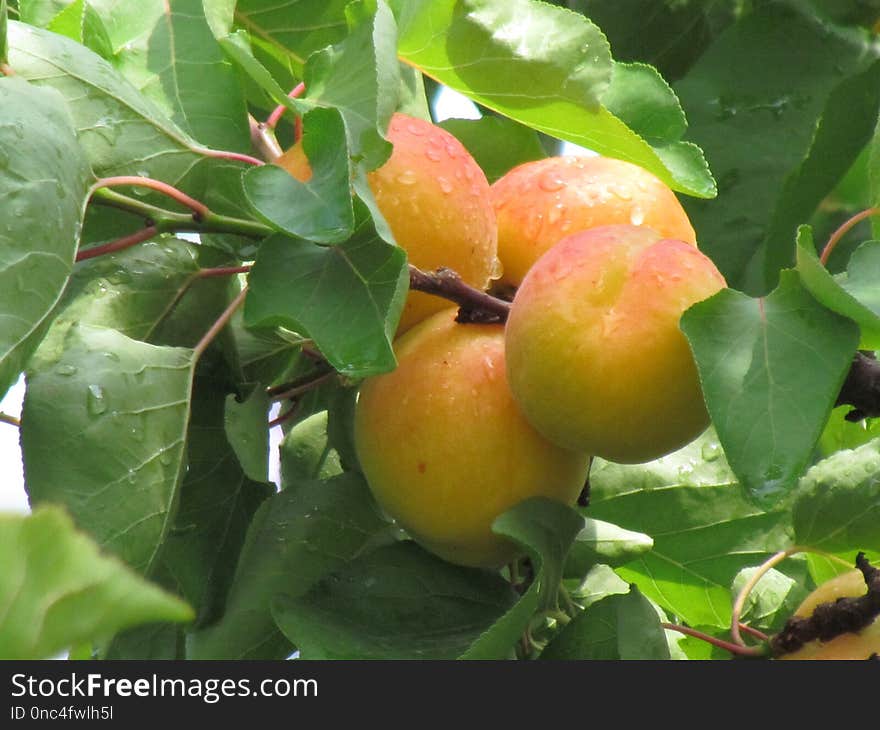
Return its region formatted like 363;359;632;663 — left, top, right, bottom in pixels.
836;351;880;421
408;265;511;324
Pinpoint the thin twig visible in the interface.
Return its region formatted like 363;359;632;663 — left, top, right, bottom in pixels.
197;265;252;278
193;287;248;359
0;412;20;428
730;548;802;647
270;370;336;402
196;147;265;167
267;81;306;129
820;207;879;265
408;265;511;324
661;623;766;657
76;226;159;262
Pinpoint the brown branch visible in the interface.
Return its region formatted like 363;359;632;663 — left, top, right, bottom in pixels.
836;351;880;421
770;553;880;657
408;265;511;324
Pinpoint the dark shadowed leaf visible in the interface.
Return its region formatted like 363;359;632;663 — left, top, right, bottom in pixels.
0;506;192;660
681;271;860;504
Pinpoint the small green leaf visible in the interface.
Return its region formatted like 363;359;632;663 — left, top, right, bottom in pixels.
243;107;354;243
461;498;583;659
681;271;860;504
244;225;408;378
731;567;808;633
188;473;395;659
438;115;546;183
564;518;654;579
22;325;194;574
796;227;880;349
280;411;343;486
225;387;270;483
45;0;113;59
0;506;192;660
792;437;880;559
272;542;516;659
0;76;92;399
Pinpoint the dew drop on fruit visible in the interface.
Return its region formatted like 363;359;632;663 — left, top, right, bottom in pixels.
396;170;418;186
630;207;645;225
86;384;107;416
539;172;565;192
489;256;504;281
438;177;453;194
612;185;633;201
445;142;459;158
407;122;426;136
548;203;565;225
425;147;443;162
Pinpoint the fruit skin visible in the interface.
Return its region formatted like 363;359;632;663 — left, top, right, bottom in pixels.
779;569;880;660
491;155;697;287
277;112;499;333
354;309;590;569
505;224;726;464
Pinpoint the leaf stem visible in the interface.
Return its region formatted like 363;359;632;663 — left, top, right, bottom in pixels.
269;370;336;402
661;623;766;657
0;412;20;428
738;622;770;642
249;114;283;161
76;226;159;262
267;81;306;130
193;286;248;359
730;548;802;647
820;207;879;265
91;177;209;220
195;147;265;167
197;265;253;278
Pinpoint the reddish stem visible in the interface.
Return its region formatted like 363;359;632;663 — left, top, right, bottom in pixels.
197;147;265;167
269;402;301;428
193;287;248;359
661;623;766;657
0;63;15;76
738;623;770;642
270;370;336;402
820;207;879;265
266;82;306;130
92;177;210;220
198;265;252;278
76;226;159;262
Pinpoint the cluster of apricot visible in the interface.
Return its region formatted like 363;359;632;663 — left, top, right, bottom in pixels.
278;113;726;569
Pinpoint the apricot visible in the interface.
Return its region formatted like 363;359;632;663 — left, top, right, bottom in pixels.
277;112;498;333
779;569;880;660
491;155;696;287
505;224;726;464
354;309;590;568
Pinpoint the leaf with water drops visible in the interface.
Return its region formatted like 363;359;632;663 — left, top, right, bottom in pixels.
0;506;193;660
272;542;516;659
189;473;395;659
587;429;792;627
21;325;194;574
0;76;92;400
681;271;859;506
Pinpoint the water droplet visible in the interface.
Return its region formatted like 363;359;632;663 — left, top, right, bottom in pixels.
396;170;418;185
86;384;107;416
57;364;77;376
539;172;565;192
159;449;174;466
102;351;120;362
612;185;633;201
445;142;459;158
489;256;504;281
425;147;443;162
407;122;426;136
701;441;721;462
126;469;137;484
630;208;645;226
438;177;453;194
548;203;565;225
464;166;475;182
106;269;132;285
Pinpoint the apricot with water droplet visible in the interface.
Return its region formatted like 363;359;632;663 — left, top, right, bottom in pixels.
355;309;590;568
505;224;725;463
491;155;696;287
277;113;498;333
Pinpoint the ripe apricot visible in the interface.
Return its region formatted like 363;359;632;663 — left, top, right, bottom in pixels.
354;309;590;568
277;113;498;333
505;224;725;464
491;155;696;287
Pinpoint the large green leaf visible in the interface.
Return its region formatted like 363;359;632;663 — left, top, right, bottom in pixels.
564;518;654;579
188;473;394;659
674;3;880;290
792;438;880;560
587;430;791;627
7;21;251;216
244;225;408;378
393;0;714;198
461;498;584;659
0;76;91;399
21;325;194;574
44;0;114;59
0;506;192;660
681;271;860;504
272;542;516;659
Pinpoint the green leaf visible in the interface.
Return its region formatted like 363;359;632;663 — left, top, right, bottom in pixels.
304;0;398;168
541;585;669;660
792;437;880;559
818;406;880;457
188;473;394;659
231;0;350;76
0;506;192;660
438;115;546;183
243;107;354;243
796;227;880;349
272;542;516;659
587;430;791;627
244;226;408;378
224;387;269;483
103;624;183;659
0;76;91;399
21;325;194;574
564;518;654;579
681;271;860;504
0;0;7;62
45;0;113;59
7;21;251;217
603;62;687;145
83;0;251;152
393;0;714;198
280;411;343;486
674;3;880;289
461;498;583;659
731;566;808;633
